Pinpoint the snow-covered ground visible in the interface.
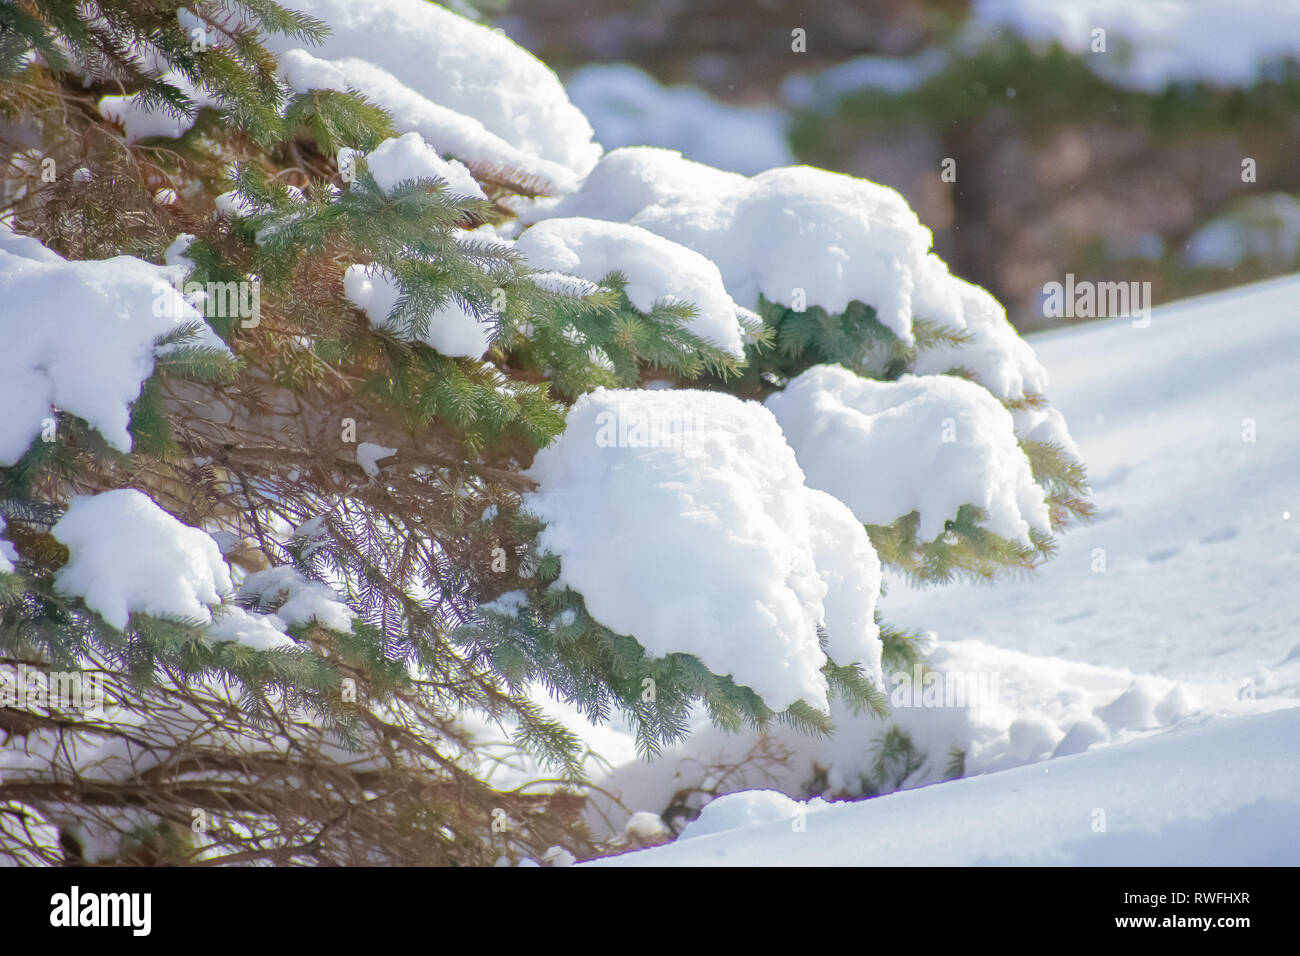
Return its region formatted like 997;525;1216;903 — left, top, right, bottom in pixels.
582;272;1300;865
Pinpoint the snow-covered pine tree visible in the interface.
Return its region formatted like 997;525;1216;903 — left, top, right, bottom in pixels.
0;0;1088;864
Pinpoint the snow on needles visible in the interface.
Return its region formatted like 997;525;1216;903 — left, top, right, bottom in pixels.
523;387;884;712
544;148;1046;367
345;132;486;199
513;218;749;358
766;366;1051;544
0;225;228;466
270;0;600;193
52;489;233;631
343;263;491;359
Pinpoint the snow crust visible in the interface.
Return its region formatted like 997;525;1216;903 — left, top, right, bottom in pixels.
51;489;232;631
766;366;1051;543
523;387;883;711
512;217;749;358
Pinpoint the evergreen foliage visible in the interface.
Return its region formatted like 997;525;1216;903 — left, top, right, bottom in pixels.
0;0;1090;864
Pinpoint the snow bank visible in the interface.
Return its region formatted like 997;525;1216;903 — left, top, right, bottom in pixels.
0;226;227;465
566;63;792;175
512;217;749;358
972;0;1300;91
343;263;490;359
271;0;600;193
678;790;829;841
522;387;883;711
590;706;1300;865
52;489;232;631
348;132;485;199
766;366;1050;543
581;634;1229;840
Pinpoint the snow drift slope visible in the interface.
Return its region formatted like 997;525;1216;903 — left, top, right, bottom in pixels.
591;706;1300;866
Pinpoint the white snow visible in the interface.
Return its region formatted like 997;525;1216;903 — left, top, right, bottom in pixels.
911;275;1051;402
0;225;228;465
204;605;297;651
346;132;485;199
51;489;233;631
522;387;884;712
574;273;1300;865
356;441;397;478
972;0;1300;91
0;517;17;574
342;263;491;359
566;63;792;175
766;366;1051;544
270;0;600;193
238;565;356;634
98;71;219;142
544;147;986;348
678;789;829;841
592;706;1300;865
512;217;749;358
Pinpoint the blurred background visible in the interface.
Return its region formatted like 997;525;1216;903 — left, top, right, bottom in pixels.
482;0;1300;332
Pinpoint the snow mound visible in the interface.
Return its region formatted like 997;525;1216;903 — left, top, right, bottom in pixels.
566;63;792;175
512;217;749;358
347;132;485;199
546;148;958;346
678;790;828;841
271;0;600;192
766;366;1050;544
52;489;232;631
0;226;228;465
523;387;884;711
343;263;490;359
